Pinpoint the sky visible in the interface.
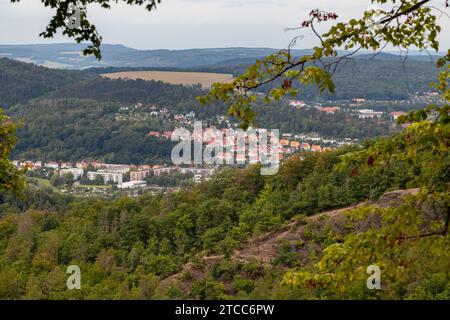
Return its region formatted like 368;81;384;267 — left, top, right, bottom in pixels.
0;0;448;50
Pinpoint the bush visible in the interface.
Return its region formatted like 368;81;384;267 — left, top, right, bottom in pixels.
191;279;225;300
233;276;255;294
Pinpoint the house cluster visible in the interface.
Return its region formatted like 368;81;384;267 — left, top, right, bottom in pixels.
289;100;344;114
389;111;407;121
278;133;352;154
13;160;216;187
174;111;196;123
147;131;173;139
146;123;353;161
13;160;85;177
301;102;386;119
145;103;196;124
116;102;198;126
288;99;411;121
290;102;341;114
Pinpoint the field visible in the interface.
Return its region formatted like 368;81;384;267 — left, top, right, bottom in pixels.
100;70;234;88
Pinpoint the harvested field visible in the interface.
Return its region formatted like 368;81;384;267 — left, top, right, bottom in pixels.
100;70;234;88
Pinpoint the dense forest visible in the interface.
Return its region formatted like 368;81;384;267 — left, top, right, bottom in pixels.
93;58;440;100
0;58;90;107
8;98;177;164
253;104;393;138
0;103;448;299
252;58;440;100
0;56;441;108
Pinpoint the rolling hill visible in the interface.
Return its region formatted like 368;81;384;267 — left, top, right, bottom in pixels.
0;43;443;70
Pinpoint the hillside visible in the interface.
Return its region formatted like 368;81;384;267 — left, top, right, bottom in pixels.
91;59;441;100
232;188;421;263
214;58;440;100
0;58;90;106
159;188;422;294
7;98;180;164
0;53;441;106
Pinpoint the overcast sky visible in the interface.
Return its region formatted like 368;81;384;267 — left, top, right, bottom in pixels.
0;0;448;50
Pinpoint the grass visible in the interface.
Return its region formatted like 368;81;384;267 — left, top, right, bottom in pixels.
75;184;112;189
100;71;234;89
27;177;63;193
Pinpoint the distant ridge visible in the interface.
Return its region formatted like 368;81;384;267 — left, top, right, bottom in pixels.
0;43;443;70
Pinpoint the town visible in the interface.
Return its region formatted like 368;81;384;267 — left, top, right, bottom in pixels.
11;127;357;197
12;97;419;197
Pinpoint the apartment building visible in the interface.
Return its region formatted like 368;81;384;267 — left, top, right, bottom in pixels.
87;171;123;184
60;168;84;180
130;170;150;181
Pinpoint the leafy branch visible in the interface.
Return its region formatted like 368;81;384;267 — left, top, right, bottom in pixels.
200;0;447;128
10;0;162;59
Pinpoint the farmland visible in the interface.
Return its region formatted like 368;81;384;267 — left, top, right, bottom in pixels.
100;70;234;88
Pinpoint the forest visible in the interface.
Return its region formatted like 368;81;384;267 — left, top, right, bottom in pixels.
8;98;178;164
245;58;440;100
0;54;441;108
0;58;90;106
92;57;440;100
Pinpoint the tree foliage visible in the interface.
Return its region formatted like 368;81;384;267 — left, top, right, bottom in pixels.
0;110;25;195
281;48;450;298
200;0;447;128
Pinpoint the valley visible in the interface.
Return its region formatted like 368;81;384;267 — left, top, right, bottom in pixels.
0;43;448;301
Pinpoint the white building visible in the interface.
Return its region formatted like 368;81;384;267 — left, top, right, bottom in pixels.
179;168;215;176
289;100;306;108
87;171;123;184
193;175;203;184
60;168;84;180
153;167;180;176
185;111;195;120
46;162;59;169
130;170;150;181
97;165;130;174
357;109;384;119
118;181;147;189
